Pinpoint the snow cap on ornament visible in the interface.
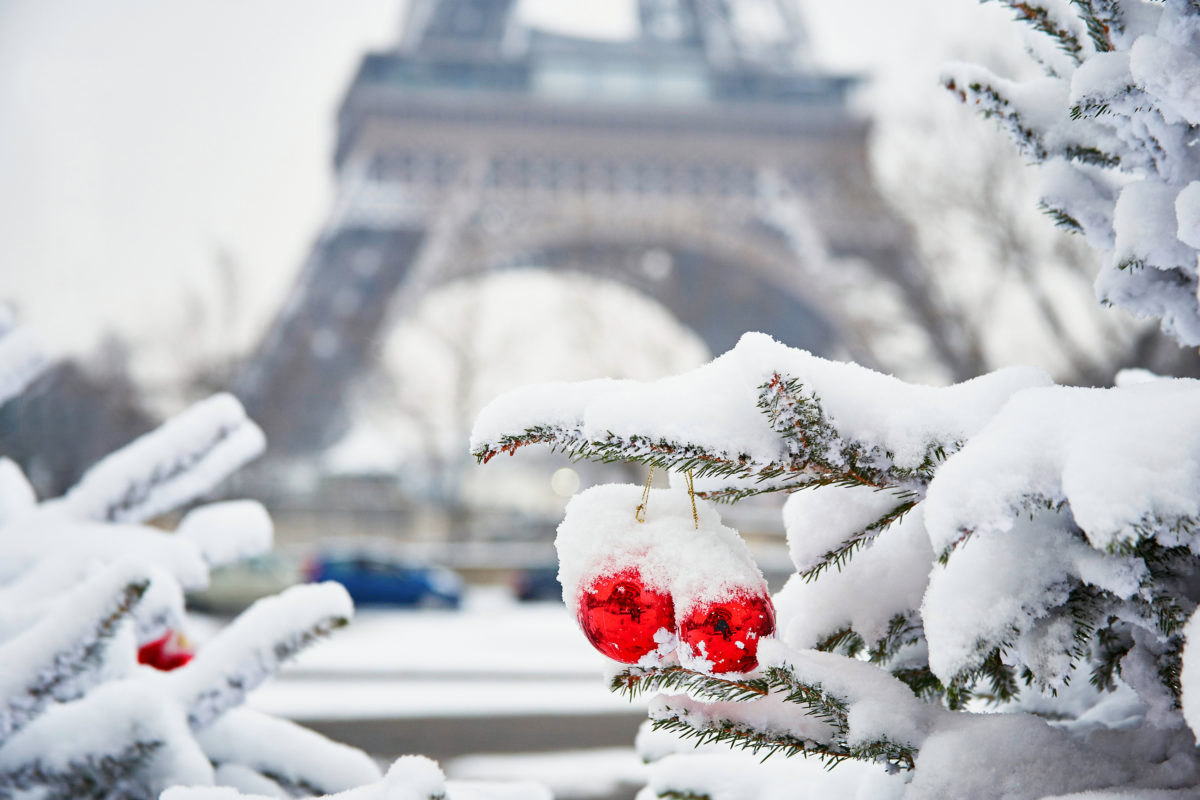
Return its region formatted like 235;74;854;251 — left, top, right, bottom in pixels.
556;477;774;673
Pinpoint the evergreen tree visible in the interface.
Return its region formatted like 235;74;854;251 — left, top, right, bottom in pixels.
470;2;1200;796
0;321;542;800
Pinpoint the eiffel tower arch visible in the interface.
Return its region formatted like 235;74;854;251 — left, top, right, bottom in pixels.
239;0;916;455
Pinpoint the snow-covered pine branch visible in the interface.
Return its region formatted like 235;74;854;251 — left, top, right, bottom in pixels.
0;366;534;798
0;560;149;746
195;709;381;797
162;754;554;800
474;330;1200;797
165;582;353;730
943;0;1200;346
471;333;1050;502
0;680;212;800
176;501;274;568
57;393;265;524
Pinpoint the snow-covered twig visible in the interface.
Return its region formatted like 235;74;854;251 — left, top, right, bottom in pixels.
60;394;265;524
165;583;352;730
196;709;380;796
0;561;149;746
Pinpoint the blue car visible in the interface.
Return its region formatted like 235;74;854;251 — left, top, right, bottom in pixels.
304;551;463;609
513;566;563;602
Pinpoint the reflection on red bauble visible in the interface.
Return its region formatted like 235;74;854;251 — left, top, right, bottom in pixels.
138;629;195;671
578;569;675;664
680;592;776;673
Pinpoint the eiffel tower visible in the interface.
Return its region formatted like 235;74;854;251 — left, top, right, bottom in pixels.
238;0;915;455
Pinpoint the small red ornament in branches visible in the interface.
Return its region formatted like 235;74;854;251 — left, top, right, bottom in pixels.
138;629;195;671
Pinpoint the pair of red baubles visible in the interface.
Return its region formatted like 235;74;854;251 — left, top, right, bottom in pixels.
577;568;775;673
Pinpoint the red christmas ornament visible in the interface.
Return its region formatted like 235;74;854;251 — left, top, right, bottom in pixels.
138;629;195;671
577;569;675;664
680;592;776;673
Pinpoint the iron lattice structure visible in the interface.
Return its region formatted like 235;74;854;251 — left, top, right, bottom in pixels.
239;0;918;455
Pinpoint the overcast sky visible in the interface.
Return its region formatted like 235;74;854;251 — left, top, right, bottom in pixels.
0;0;1018;368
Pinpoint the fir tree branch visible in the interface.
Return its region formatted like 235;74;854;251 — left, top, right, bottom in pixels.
0;740;164;800
62;394;265;524
1070;0;1121;52
474;424;766;484
197;708;381;796
1038;200;1085;234
891;667;945;702
475;374;956;503
947;647;1020;710
611;666;769;704
800;499;918;582
938;494;1067;563
989;1;1085;63
618;663;919;771
168;584;352;730
0;570;149;747
648;713;851;766
1091;621;1131;692
815;628;865;659
944;74;1049;161
758;374;956;491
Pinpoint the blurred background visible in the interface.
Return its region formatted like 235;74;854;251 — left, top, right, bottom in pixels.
3;0;1199;796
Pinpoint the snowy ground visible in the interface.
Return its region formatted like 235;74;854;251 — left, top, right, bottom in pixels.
237;588;644;719
192;588;650;799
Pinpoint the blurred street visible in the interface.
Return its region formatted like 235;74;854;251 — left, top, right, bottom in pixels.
222;588;650;798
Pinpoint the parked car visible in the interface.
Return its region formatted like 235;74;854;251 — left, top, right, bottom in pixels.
512;566;563;602
304;549;463;609
187;553;301;615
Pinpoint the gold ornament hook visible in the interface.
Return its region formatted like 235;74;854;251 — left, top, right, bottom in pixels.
685;468;699;530
635;465;655;523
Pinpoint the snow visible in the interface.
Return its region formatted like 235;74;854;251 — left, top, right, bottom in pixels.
782;483;912;574
447;748;644;800
250;677;639;721
197;708;381;794
164;582;354;729
0;559;150;743
1174;181;1200;250
164;754;548;800
777;502;933;648
59;393;266;524
907;713;1133;800
177;501;274;567
1070;52;1133;119
1112;182;1195;275
644;749;904;800
924;380;1200;554
1131;34;1200;126
473;332;1051;482
762;641;945;749
1183;608;1200;738
0;680;215;794
648;688;834;748
242;596;645;720
938;0;1200;346
0;459;36;525
922;511;1142;683
0;520;211;592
